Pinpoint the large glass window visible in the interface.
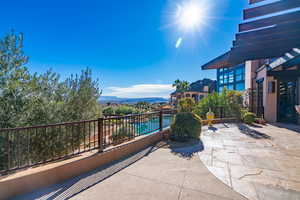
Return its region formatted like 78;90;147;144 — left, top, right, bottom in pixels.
227;84;234;90
236;82;245;91
217;63;245;93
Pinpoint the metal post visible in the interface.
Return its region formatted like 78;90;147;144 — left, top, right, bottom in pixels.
6;132;10;171
159;110;163;132
98;118;104;152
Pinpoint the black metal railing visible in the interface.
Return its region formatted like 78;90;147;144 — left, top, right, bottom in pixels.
201;106;238;119
0;110;176;175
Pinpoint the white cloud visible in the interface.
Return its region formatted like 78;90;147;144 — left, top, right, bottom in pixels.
103;84;174;98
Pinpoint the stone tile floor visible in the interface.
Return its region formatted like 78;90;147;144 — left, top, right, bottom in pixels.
12;122;300;200
199;123;300;200
13;140;247;200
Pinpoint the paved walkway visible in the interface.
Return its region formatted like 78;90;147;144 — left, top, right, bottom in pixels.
199;123;300;200
13;141;247;200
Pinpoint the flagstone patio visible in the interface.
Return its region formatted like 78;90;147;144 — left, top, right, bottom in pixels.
199;123;300;200
12;122;300;200
13;140;247;200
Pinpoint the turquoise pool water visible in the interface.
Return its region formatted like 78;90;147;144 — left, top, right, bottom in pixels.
135;115;174;135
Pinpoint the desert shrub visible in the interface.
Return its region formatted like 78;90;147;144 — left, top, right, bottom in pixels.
103;107;115;116
243;112;256;124
178;98;196;112
170;112;202;142
115;105;139;116
226;90;244;120
193;88;243;119
111;126;135;143
193;92;222;118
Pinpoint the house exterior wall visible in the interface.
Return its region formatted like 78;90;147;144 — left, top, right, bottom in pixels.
265;76;277;122
256;66;277;122
170;91;208;105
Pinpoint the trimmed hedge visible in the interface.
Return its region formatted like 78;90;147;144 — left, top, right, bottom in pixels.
170;112;202;142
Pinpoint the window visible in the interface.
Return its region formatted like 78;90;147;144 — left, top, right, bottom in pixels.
229;71;234;83
218;86;223;92
236;82;245;91
217;63;245;93
227;84;234;90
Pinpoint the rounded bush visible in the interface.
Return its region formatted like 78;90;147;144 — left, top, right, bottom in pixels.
170;112;202;142
243;112;256;124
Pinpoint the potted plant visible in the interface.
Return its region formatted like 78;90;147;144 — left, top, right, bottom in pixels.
206;108;215;126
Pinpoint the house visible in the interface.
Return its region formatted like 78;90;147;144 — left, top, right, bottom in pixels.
170;79;216;105
200;0;300;124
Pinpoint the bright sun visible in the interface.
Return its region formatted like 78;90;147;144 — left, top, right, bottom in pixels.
176;1;205;31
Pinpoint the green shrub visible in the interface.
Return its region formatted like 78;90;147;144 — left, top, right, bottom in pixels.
111;126;135;143
115;105;139;116
170;112;202;142
103;107;115;116
243;112;256;124
193;88;244;119
178;98;196;112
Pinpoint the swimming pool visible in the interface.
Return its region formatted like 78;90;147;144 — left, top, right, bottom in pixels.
135;115;174;135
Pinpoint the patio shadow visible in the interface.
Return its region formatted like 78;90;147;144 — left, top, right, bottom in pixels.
165;139;204;159
238;124;271;139
271;123;300;134
12;145;159;200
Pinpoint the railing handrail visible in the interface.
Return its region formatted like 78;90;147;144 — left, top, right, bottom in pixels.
0;119;98;132
0;109;177;175
102;111;160;119
0;109;177;132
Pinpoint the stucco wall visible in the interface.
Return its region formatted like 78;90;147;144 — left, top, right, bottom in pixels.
245;60;260;90
265;77;277;122
0;130;167;200
256;68;277;122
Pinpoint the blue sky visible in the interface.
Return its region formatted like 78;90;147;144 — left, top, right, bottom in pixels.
0;0;248;98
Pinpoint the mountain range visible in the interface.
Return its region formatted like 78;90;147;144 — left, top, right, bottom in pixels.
100;96;169;104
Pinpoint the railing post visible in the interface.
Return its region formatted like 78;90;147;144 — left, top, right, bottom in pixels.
159;110;163;132
98;117;104;152
6;132;10;171
220;107;223;119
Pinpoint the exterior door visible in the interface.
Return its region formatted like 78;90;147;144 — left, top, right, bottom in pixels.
278;80;298;123
257;81;264;117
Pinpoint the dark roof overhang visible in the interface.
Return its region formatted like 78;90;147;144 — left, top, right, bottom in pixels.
201;0;300;70
201;51;234;70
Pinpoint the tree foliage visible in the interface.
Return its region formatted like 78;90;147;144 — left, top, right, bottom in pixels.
115;105;139;116
178;97;196;113
172;79;190;93
0;32;102;171
193;88;243;119
0;32;102;128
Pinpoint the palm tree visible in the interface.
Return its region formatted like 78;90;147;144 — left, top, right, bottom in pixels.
181;81;190;92
172;79;190;93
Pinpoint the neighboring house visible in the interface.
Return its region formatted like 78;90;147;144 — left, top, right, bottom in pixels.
170;79;216;106
200;1;300;124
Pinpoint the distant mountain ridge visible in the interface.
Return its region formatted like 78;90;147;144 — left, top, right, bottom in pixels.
100;96;169;104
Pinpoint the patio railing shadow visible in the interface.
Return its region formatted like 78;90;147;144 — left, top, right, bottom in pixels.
237;124;271;139
12;144;160;200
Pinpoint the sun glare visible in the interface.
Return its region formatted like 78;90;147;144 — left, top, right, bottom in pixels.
176;1;205;31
